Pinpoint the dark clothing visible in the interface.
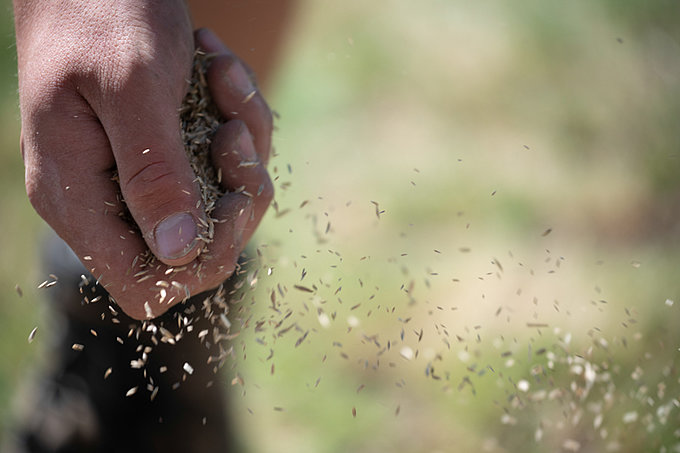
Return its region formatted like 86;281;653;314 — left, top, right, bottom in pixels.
5;233;241;453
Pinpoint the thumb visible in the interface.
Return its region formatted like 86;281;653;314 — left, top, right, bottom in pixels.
97;75;204;266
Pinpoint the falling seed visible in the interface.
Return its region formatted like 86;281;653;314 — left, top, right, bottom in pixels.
126;386;138;397
28;327;37;343
517;380;530;392
104;368;113;379
144;301;153;318
183;362;194;375
541;228;552;237
237;161;259;169
622;411;638;424
147;386;158;401
72;343;84;351
231;374;244;386
352;407;357;418
370;200;383;219
400;346;414;360
562;439;581;452
130;359;145;369
294;285;314;293
242;90;256;103
15;285;22;297
295;331;310;347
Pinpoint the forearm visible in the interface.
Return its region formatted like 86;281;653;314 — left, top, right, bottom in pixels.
186;0;296;90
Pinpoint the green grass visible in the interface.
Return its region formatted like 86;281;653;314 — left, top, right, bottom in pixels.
1;0;680;451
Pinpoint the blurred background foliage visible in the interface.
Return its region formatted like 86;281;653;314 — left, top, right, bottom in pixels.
1;0;679;452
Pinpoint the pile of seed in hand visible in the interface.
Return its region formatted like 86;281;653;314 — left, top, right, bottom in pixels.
179;49;225;248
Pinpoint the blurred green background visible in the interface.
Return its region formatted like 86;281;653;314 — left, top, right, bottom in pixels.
1;0;680;452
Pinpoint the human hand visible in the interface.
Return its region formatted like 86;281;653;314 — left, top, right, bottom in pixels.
14;1;274;319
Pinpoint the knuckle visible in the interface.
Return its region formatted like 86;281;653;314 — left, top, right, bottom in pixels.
124;160;175;188
122;161;181;208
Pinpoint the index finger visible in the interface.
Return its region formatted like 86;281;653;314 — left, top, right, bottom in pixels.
194;28;274;166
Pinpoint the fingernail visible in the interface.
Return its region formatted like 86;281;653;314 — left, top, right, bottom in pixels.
234;202;253;246
154;212;198;260
227;60;255;96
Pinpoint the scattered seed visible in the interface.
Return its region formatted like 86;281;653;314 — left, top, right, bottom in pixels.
294;285;314;293
28;327;37;343
242;90;256;103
